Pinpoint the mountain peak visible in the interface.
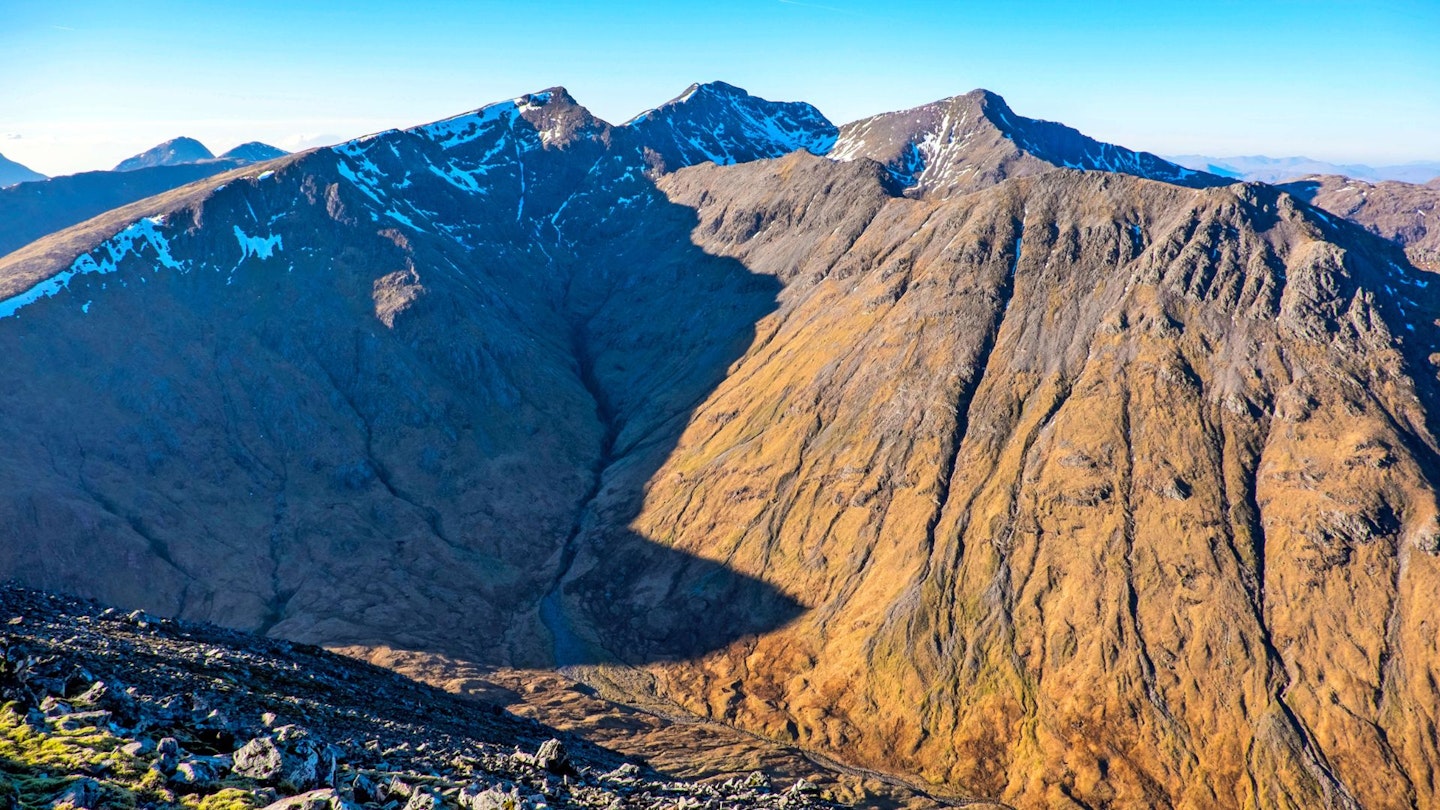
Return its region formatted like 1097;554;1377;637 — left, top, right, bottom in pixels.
831;89;1226;196
513;86;611;148
219;142;289;162
113;137;215;172
667;80;746;105
623;81;837;170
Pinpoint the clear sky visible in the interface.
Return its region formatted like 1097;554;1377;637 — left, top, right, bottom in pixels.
2;0;1437;177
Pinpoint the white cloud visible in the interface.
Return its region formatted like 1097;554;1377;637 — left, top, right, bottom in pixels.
2;133;20;140
282;133;344;151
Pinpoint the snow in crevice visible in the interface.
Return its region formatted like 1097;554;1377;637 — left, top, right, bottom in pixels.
336;159;384;205
418;99;524;150
234;226;283;261
0;216;184;319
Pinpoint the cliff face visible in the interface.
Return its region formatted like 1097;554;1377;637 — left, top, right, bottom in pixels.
3;85;1440;809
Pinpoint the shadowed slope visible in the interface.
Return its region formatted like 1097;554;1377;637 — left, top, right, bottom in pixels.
0;86;807;670
0;152;46;187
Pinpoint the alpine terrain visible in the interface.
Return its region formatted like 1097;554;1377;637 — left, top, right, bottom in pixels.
1;82;1438;809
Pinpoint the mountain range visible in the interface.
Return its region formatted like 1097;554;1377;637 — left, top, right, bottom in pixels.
112;136;288;172
1169;153;1440;184
2;81;1438;809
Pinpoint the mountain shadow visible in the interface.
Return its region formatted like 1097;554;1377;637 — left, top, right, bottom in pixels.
0;88;805;673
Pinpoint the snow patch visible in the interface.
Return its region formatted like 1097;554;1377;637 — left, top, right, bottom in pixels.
234;226;283;260
0;216;183;319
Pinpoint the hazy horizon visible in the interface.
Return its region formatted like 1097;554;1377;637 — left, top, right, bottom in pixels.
3;0;1437;177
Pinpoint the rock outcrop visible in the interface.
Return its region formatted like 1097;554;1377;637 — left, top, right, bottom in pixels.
1280;173;1440;270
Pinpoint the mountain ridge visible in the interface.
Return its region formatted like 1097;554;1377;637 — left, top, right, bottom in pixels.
831;88;1226;197
2;81;1438;809
1169;153;1440;184
113;136;289;172
1279;173;1440;270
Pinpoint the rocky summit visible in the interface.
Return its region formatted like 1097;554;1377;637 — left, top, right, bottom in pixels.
1;82;1439;809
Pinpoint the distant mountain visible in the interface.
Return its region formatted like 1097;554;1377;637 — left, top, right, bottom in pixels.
0;152;46;187
1279;173;1440;269
113;136;216;171
1169;154;1440;184
831;89;1226;197
220;141;289;162
1;140;290;259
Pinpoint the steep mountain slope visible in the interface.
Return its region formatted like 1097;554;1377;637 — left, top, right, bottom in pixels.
556;155;1440;808
0;160;255;259
221;141;289;162
3;83;1439;809
831;90;1225;197
114;137;217;171
1280;174;1440;270
0;152;47;187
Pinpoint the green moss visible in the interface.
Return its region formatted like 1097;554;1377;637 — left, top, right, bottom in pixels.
0;704;166;809
186;788;258;810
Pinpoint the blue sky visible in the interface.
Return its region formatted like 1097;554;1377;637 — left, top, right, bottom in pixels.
2;0;1437;176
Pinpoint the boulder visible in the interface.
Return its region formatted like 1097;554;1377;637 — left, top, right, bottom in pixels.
260;788;359;810
534;738;573;776
153;736;180;775
49;778;101;809
232;728;337;792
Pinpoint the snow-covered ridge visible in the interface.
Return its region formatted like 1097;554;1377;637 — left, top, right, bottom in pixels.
0;177;297;319
0;217;183;319
414;91;558;151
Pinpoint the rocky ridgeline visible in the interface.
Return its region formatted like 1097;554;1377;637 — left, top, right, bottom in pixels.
0;586;834;810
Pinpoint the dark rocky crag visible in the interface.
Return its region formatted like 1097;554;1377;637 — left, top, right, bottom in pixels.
2;83;1439;809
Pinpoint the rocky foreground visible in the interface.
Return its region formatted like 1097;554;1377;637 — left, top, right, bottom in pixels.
0;586;839;810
